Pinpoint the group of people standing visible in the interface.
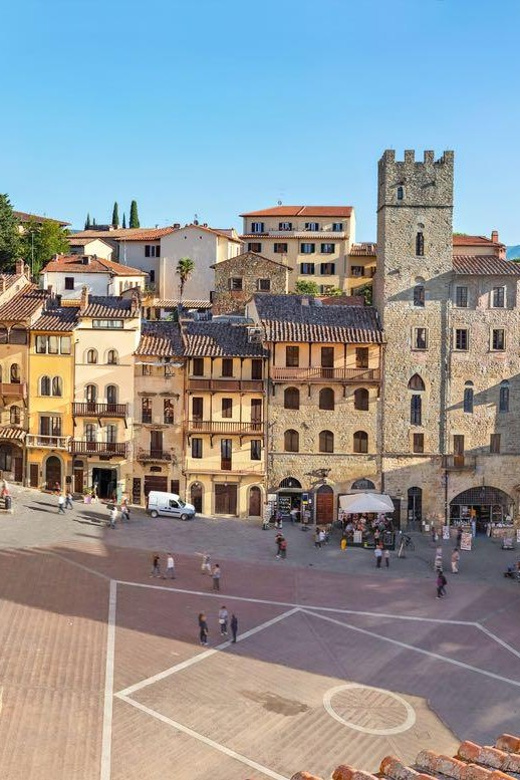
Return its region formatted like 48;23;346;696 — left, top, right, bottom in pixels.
198;608;238;646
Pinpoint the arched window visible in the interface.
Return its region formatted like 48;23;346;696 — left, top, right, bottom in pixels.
411;394;422;425
319;388;334;410
85;384;97;404
284;429;299;452
408;374;425;391
319;430;334;453
353;430;368;453
284;387;300;410
85;423;97;442
397;186;404;201
354;388;369;411
10;405;20;425
106;385;118;405
107;349;118;365
86;349;98;364
10;363;20;383
413;284;425;307
416;232;424;256
499;380;510;413
463;381;474;413
40;376;51;396
351;478;375;490
52;376;62;397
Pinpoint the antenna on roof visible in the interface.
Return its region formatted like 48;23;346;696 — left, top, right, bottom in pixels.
193;213;199;226
277;200;282;206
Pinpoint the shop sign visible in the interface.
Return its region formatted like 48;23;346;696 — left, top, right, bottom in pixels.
353;530;363;544
460;532;472;551
442;526;450;540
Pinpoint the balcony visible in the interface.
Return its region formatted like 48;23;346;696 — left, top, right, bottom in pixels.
188;378;264;393
270;367;380;383
26;434;70;450
71;440;127;457
136;448;172;462
73;402;128;418
0;382;27;400
442;455;477;471
185;461;265;476
188;420;263;434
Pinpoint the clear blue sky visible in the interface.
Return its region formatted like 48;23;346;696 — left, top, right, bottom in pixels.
2;0;519;242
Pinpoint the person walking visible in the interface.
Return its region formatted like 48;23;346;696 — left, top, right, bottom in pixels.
218;605;228;636
58;492;65;514
384;548;390;568
198;613;209;646
436;570;447;598
65;490;73;510
166;553;176;579
212;564;221;591
201;553;212;575
109;505;118;529
230;613;238;643
275;533;284;558
314;528;321;549
150;553;161;578
280;538;287;559
319;528;326;546
451;548;460;574
375;544;383;568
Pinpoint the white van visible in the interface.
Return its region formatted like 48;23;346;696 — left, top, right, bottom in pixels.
147;491;196;520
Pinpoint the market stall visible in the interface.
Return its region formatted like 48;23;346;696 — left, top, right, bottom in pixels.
338;493;396;549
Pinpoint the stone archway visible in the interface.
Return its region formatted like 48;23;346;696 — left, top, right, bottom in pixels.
45;456;62;491
190;482;203;514
450;485;514;532
248;486;262;517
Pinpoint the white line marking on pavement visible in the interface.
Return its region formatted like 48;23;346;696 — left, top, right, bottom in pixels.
323;683;416;735
117;694;290;780
115;579;477;626
100;579;117;780
477;624;520;661
303;610;520;688
117;607;300;697
46;551;111;580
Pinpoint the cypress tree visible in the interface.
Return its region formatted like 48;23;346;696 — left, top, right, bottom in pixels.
84;213;91;229
92;217;96;226
122;213;127;229
111;201;119;228
129;200;140;229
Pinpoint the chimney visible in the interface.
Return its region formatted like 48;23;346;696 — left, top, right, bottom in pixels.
15;258;23;275
301;296;310;307
173;223;180;229
131;288;141;314
80;284;89;312
491;230;499;244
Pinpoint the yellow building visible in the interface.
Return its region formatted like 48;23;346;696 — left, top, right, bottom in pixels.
26;304;78;490
348;242;377;296
183;321;267;517
132;321;185;505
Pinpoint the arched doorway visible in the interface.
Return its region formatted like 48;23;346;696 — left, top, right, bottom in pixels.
315;484;334;525
277;477;302;519
407;487;422;530
45;456;62;491
248;486;262;517
190;482;203;513
450;486;514;533
0;443;21;481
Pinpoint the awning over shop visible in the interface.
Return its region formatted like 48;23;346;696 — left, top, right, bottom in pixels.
339;492;394;513
0;427;26;442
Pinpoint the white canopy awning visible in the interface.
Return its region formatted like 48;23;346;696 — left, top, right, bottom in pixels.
339;492;395;514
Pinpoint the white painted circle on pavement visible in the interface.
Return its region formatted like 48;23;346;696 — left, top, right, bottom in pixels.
323;683;416;735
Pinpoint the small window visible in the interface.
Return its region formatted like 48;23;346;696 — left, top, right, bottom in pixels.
9;363;19;383
85;423;97;442
332;223;343;232
221;358;234;377
251;222;264;234
106;385;118;405
413;328;428;350
274;243;288;253
321;243;335;254
251;359;263;380
191;438;203;458
300;243;315;254
10;405;20;425
355;348;369;369
284;429;299;452
319;430;334;453
86;384;97;403
455;329;469;351
499;381;509;413
284;387;300;410
278;222;292;231
492;329;505;351
87;349;98;364
48;336;59;355
257;278;270;291
142;364;152;376
413;433;424;453
222;398;233;418
320;263;335;275
351;266;365;277
397;186;404;201
36;336;47;354
408;374;425;391
141;397;152;423
305;222;319;231
192;357;204;376
52;376;63;397
353;430;368;453
164;399;174;424
250;440;262;460
492;286;505;308
286;346;299;367
490;433;501;454
410;394;422;425
319;388;334;410
40;375;51;396
64;277;75;290
416;232;424;256
413;284;425;307
463;382;474;413
92;319;124;329
60;336;71;354
354;388;369;411
107;349;118;365
300;263;315;275
455;286;468;308
230;278;243;291
248;242;262;253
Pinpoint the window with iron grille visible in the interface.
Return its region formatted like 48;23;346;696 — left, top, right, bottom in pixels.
455;286;468;307
415;232;424;256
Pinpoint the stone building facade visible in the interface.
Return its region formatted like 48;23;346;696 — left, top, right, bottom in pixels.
211;251;290;315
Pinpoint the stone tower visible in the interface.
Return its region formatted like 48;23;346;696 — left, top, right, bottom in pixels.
375;150;454;516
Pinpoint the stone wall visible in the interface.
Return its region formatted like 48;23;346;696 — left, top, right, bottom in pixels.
213;253;289;314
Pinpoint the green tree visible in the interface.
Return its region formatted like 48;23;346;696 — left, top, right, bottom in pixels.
176;257;195;302
122;213;127;229
21;219;70;275
111;201;119;228
84;213;91;229
0;194;21;270
295;280;320;296
321;285;343;297
353;283;373;305
129;200;140;228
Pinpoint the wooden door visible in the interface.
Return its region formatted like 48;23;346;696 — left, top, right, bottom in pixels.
191;483;203;513
29;463;39;488
454;435;465;467
13;456;23;483
150;430;163;456
132;478;141;504
315;486;334;524
74;469;83;493
221;438;232;471
248;486;261;516
192;397;203;422
321;347;334;378
45;456;62;490
215;484;237;515
144;475;167;496
251;399;262;430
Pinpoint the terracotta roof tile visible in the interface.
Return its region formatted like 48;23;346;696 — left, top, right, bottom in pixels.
135;321;183;357
182;321;267;357
74;227;175;241
0;273;27;292
0;285;48;322
453;256;520;275
152;299;212;309
14;210;70;226
453;234;504;247
81;296;136;318
67;237;113;247
42;255;146;276
240;205;353;217
254;294;384;344
32;306;79;331
211;250;293;271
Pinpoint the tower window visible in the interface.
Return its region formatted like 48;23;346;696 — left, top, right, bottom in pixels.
410;394;422;426
499;381;509;413
397;186;404;201
415;232;424;257
492;329;505;351
463;382;474;413
413;284;425;307
412;328;428;350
